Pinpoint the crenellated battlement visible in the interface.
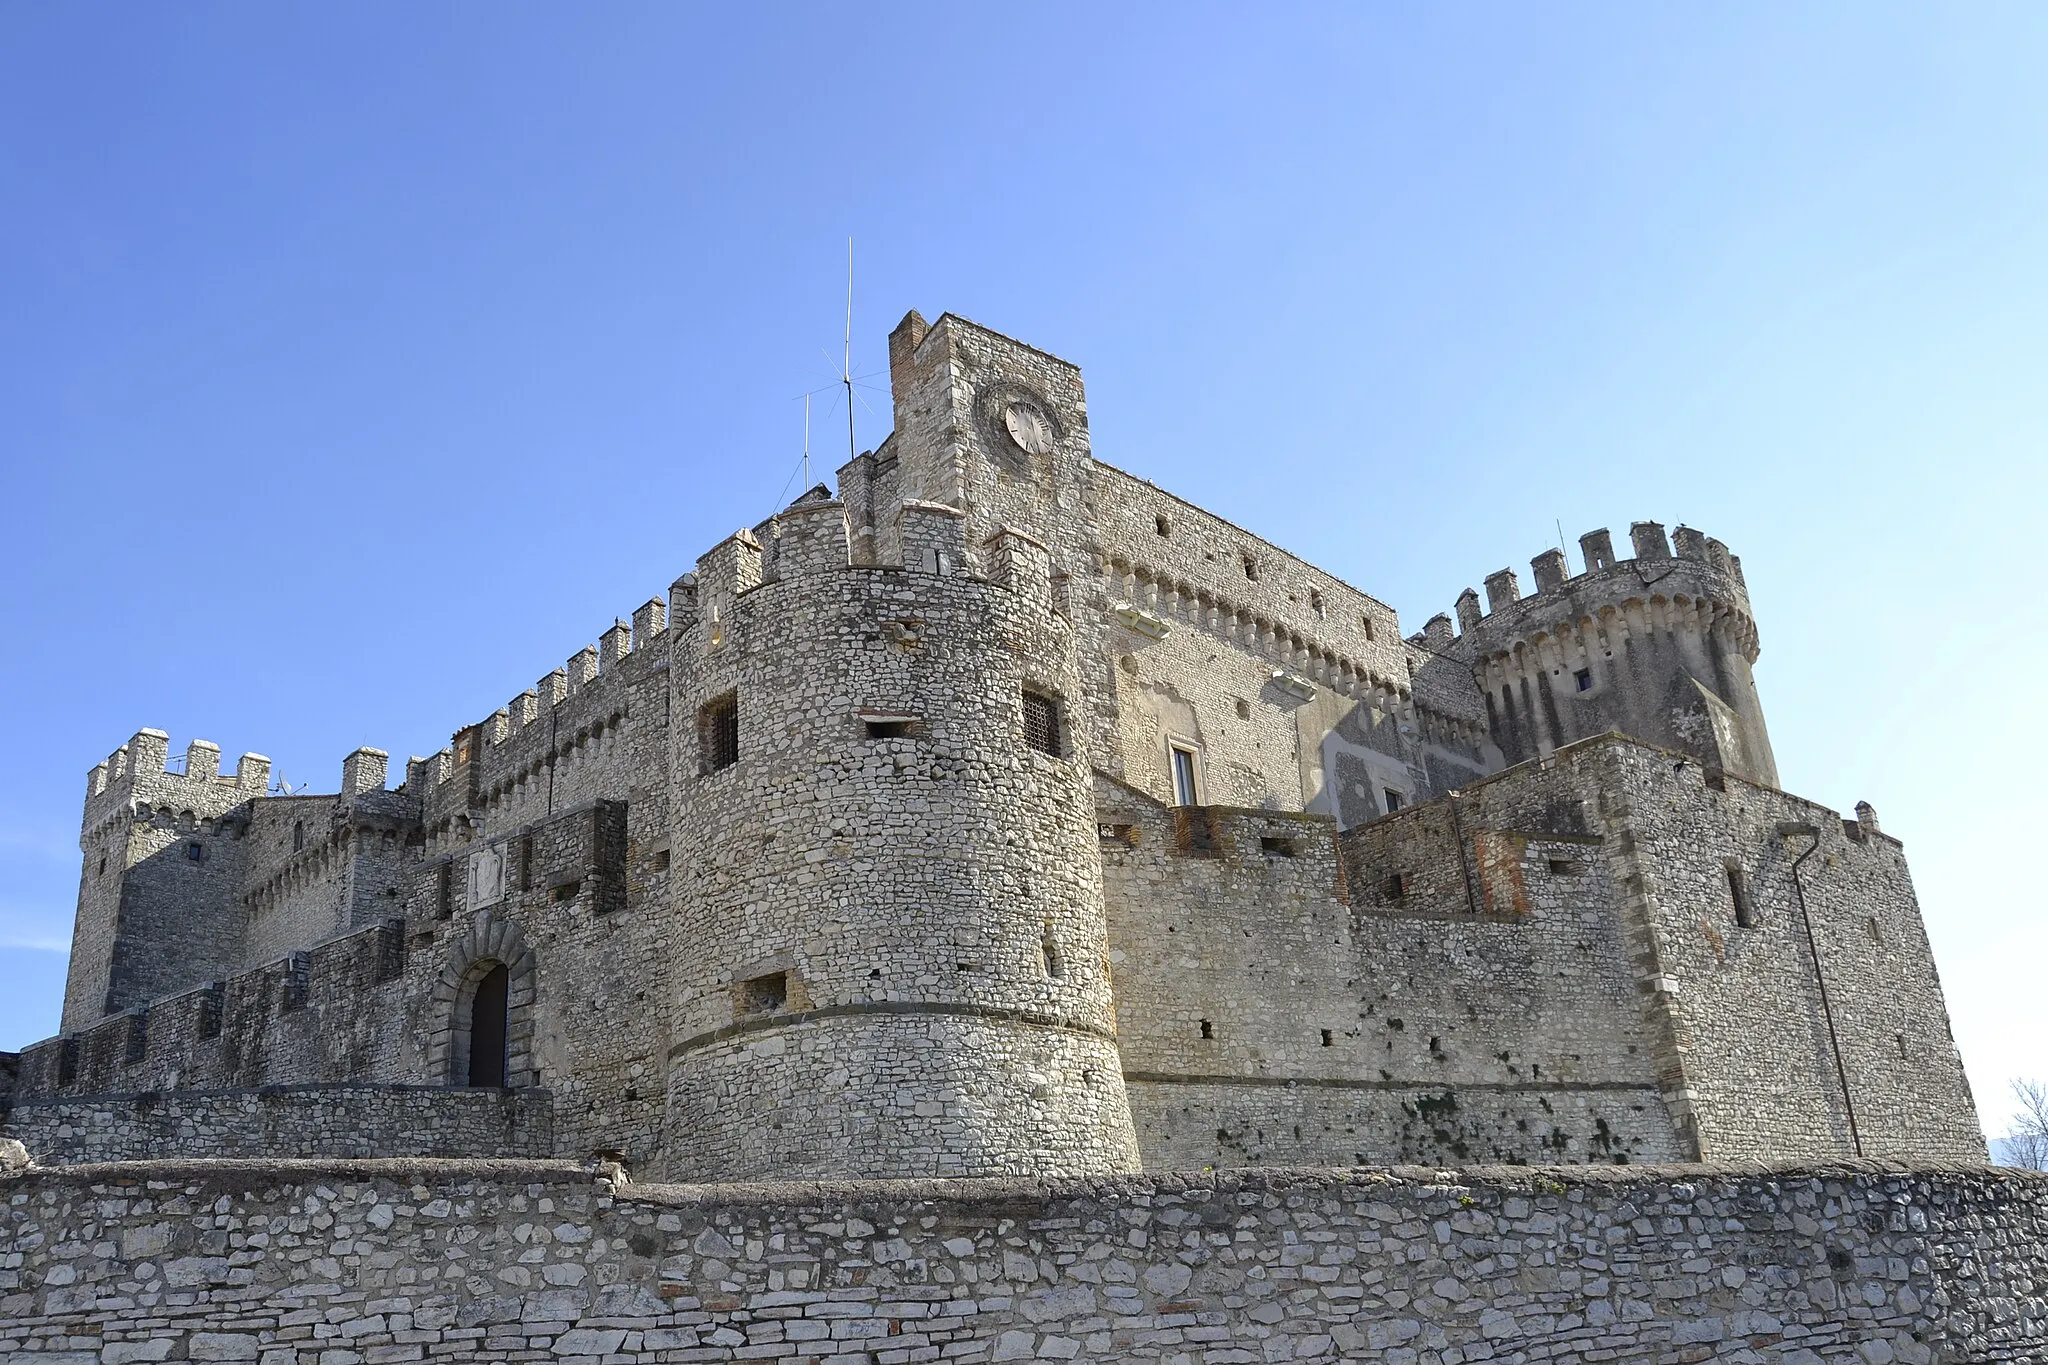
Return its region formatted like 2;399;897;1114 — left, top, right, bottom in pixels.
82;730;272;836
1441;522;1777;787
1447;521;1755;661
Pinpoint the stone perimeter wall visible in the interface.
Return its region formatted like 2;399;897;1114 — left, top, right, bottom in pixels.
1;1086;553;1166
3;1159;2044;1364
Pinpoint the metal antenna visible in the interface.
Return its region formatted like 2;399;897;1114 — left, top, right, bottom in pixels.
1556;518;1570;569
802;391;811;491
842;237;856;464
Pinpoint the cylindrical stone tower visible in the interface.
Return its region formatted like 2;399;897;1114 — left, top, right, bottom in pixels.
661;497;1140;1180
1448;521;1776;787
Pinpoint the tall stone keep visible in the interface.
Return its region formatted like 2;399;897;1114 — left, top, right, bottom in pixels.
661;494;1139;1179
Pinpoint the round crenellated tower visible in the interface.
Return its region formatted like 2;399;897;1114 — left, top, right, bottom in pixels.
660;496;1140;1181
1444;521;1777;787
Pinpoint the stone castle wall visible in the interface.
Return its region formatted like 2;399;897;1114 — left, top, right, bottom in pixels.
2;1086;551;1165
1098;772;1685;1172
2;1159;2043;1363
7;307;1985;1189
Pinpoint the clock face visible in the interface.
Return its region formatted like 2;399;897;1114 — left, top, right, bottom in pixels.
1002;401;1056;457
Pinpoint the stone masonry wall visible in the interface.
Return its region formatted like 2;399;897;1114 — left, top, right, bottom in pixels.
2;1159;2043;1363
2;1086;552;1165
1099;775;1683;1172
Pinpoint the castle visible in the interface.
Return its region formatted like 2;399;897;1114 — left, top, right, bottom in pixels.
0;309;1986;1181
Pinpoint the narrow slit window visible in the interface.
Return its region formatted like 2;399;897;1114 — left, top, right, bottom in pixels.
1171;745;1200;807
435;862;454;920
700;691;739;771
293;820;306;852
1022;691;1061;757
517;835;534;892
1381;873;1407;902
1154;513;1171;537
1727;864;1754;928
1199;1019;1213;1039
1240;552;1258;581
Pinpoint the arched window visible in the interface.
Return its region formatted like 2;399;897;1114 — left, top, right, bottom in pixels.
466;963;509;1087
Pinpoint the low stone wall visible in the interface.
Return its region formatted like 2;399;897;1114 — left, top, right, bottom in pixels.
1;1084;552;1165
1;1159;2042;1363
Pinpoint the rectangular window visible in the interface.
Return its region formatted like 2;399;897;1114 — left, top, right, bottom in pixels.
700;691;739;771
1574;668;1593;692
435;862;454;920
517;835;534;892
1383;788;1404;813
1260;836;1296;858
1022;691;1061;757
865;718;913;740
1171;745;1201;807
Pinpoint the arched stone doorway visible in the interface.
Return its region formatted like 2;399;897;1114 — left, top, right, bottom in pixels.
429;911;537;1087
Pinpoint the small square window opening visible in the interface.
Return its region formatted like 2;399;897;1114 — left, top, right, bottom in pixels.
739;971;787;1016
1022;691;1061;757
1574;668;1593;692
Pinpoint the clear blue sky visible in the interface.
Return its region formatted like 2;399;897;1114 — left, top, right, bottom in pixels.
3;5;2042;1141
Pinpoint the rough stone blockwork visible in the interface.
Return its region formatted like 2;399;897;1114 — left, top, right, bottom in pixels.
2;1085;551;1165
2;1160;2043;1363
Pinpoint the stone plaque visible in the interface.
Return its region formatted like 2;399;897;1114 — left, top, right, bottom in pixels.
468;844;505;910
